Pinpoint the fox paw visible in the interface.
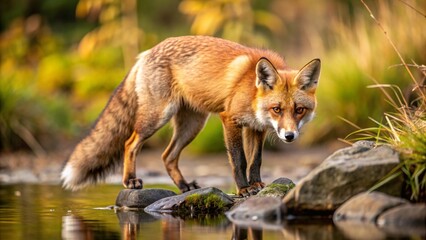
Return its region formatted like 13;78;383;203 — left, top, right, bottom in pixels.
123;178;143;189
238;183;265;197
250;181;265;191
179;180;200;193
237;187;253;197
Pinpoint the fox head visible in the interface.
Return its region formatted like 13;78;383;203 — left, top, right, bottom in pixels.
254;57;321;143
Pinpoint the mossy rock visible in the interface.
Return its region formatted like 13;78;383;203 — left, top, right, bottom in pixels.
145;187;234;218
257;178;295;198
179;192;229;216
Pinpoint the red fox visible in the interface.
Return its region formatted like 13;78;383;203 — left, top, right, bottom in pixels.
61;36;320;196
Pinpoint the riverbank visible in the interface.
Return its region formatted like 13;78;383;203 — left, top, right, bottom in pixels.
0;141;344;189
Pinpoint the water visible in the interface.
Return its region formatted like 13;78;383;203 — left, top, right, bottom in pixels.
0;184;420;240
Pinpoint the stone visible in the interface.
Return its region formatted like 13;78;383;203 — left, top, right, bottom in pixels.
226;196;285;228
333;192;408;222
283;142;401;213
352;140;376;149
272;177;295;185
257;178;295;198
115;189;176;209
334;192;426;238
144;187;234;216
377;204;426;236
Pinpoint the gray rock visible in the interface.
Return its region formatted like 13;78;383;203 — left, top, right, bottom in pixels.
257;178;295;198
377;204;426;236
333;192;408;222
283;142;401;213
144;187;234;215
352;140;376;149
115;189;176;209
226;196;285;229
334;192;426;238
272;177;295;185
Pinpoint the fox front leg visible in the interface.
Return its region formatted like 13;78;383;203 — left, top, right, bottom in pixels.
244;128;266;193
220;113;255;196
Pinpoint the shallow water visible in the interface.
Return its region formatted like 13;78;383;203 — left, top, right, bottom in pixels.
0;184;421;240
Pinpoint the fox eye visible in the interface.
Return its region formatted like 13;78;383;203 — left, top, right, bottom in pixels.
272;107;281;114
295;107;306;115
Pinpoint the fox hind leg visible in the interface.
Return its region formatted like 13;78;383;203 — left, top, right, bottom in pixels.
122;102;177;189
162;106;209;192
123;131;144;189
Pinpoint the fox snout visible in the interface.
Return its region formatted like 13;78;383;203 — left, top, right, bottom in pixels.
277;128;299;143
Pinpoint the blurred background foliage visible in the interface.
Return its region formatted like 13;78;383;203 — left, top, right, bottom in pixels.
0;0;425;154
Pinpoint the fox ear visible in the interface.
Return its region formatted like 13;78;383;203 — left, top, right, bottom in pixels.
256;57;278;90
295;58;321;91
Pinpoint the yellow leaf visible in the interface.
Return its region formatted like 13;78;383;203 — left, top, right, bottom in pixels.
78;32;96;57
99;5;119;23
191;8;224;35
179;0;205;15
76;0;90;18
254;10;283;34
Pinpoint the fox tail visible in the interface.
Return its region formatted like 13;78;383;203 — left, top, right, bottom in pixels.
61;72;137;190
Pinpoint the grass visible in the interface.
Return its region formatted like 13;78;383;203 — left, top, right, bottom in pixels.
343;1;426;202
1;1;425;155
345;81;425;202
300;0;425;145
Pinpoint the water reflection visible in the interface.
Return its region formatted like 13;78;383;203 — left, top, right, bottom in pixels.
232;225;263;240
62;215;94;240
116;211;177;240
60;209;346;240
1;184;423;240
61;215;122;240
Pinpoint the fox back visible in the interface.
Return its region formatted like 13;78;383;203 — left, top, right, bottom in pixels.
136;36;320;142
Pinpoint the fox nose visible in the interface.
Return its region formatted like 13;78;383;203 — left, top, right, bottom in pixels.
284;132;295;141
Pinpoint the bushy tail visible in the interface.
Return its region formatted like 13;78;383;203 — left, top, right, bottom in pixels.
61;74;137;190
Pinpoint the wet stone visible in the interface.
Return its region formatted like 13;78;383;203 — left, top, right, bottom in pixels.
272;177;295;185
257;178;295;198
226;196;286;227
284;141;401;213
333;192;408;223
377;204;426;236
115;189;176;209
144;187;234;216
334;191;426;237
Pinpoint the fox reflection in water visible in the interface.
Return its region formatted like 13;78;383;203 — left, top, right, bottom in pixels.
61;212;266;240
61;210;352;240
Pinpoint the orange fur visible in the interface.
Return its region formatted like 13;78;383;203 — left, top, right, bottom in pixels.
61;36;321;196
